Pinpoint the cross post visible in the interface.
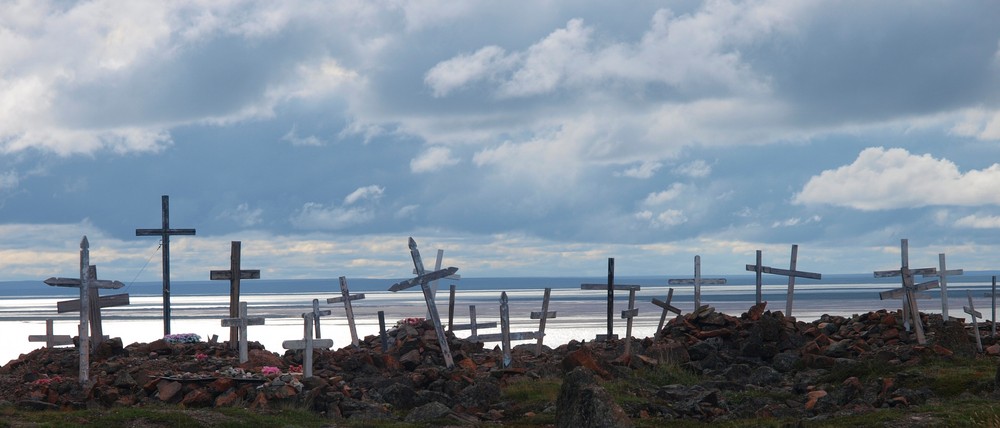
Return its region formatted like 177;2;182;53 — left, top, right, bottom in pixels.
985;276;997;338
474;292;540;368
447;284;457;331
136;195;196;336
56;279;129;348
210;241;261;349
652;288;682;334
621;287;639;355
581;258;640;341
964;291;983;353
745;250;765;305
416;248;460;316
530;288;556;356
220;301;265;363
669;255;725;311
377;310;388;352
28;319;73;348
307;299;332;339
921;253;963;320
282;312;333;378
327;276;365;347
874;239;937;345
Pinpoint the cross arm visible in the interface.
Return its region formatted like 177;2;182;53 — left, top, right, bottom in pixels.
759;266;822;280
652;297;682;315
922;269;963;278
669;278;726;285
210;270;261;280
221;317;265;327
388;267;459;292
135;228;196;236
874;267;936;278
328;293;366;304
580;284;641;291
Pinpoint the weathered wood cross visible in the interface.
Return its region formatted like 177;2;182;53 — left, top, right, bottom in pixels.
669;255;725;311
474;292;540;368
875;239;938;345
920;253;962;320
963;291;983;353
327;276;365;347
282;312;333;378
306;299;331;339
220;301;265;363
44;236;124;385
135;195;196;336
620;287;639;356
388;237;459;368
28;319;73;348
210;241;261;349
984;276;997;338
745;245;822;317
530;288;556;356
54;265;129;348
652;288;682;334
414;248;460;317
581;258;640;341
452;305;498;340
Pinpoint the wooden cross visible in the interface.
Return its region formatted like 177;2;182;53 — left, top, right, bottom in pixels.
447;284;457;331
220;301;265;363
414;248;461;315
28;319;73;348
44;236;124;385
920;253;962;320
135;195;196;336
620;287;639;355
530;288;556;356
875;239;938;345
581;258;640;341
210;241;261;349
669;255;725;311
475;292;540;368
746;250;766;305
388;237;459;368
452;305;497;339
984;276;997;338
56;279;129;348
964;291;983;353
377;311;388;352
307;299;331;339
327;276;365;347
282;312;333;378
745;245;822;317
652;288;682;334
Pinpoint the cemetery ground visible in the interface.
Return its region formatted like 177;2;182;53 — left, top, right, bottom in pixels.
4;304;1000;427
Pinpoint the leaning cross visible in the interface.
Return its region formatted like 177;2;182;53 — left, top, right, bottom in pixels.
28;319;73;348
452;305;497;340
964;291;983;353
220;301;265;363
652;288;682;334
530;288;556;356
984;276;997;338
388;237;459;368
56;268;130;349
282;312;333;378
44;236;123;385
136;195;196;336
746;245;821;317
921;253;962;320
581;258;640;341
327;276;366;347
210;241;261;350
669;255;725;311
620;287;639;355
475;292;540;368
875;239;938;345
306;299;331;339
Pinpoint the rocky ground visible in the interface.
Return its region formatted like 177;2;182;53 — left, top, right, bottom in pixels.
1;302;998;426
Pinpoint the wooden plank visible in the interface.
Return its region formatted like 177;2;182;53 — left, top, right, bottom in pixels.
964;291;983;352
388;267;458;292
220;317;265;327
135;228;196;236
57;293;129;313
282;339;334;349
326;293;366;303
580;284;641;291
209;270;261;280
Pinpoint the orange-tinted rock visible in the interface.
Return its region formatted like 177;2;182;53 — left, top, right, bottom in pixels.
805;390;827;410
932;344;954;357
561;347;609;378
214;390;240;407
181;388;214;407
209;377;234;393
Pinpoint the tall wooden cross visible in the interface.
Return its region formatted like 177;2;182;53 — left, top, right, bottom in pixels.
620;287;639;356
28;319;73;348
964;291;983;353
307;299;331;339
669;255;725;310
210;241;261;349
447;284;457;331
282;312;333;378
984;276;997;338
388;237;459;368
920;253;962;320
220;301;265;363
746;250;766;305
452;305;497;340
327;276;365;347
136;195;196;336
746;246;822;316
530;288;556;356
474;292;540;368
581;258;640;341
44;236;124;385
875;239;938;345
652;288;682;333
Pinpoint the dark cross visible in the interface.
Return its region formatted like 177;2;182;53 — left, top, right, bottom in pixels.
875;239;938;345
388;237;459;368
452;305;497;340
220;301;265;363
210;241;261;350
620;287;639;355
327;276;365;347
984;276;997;338
44;236;123;385
581;258;640;341
56;278;129;348
669;255;725;311
475;292;540;368
746;250;765;305
745;246;822;317
530;288;556;356
28;319;73;348
921;253;962;320
307;299;331;339
136;195;196;336
282;312;333;378
652;288;682;334
964;291;983;353
377;311;389;352
447;284;457;331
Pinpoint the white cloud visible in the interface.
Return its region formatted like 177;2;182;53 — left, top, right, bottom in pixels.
344;185;385;205
424;46;511;97
217;203;263;227
636;209;687;228
644;183;685;206
794;147;1000;210
281;125;324;146
771;215;821;228
290;202;373;230
410;146;459;173
616;161;662;179
951;108;1000;141
673;160;712;178
955;214;1000;229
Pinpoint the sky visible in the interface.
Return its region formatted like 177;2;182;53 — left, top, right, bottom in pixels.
1;0;1000;283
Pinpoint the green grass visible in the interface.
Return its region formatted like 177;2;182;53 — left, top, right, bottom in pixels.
0;404;330;428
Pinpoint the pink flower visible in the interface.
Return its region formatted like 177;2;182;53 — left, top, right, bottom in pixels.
289;364;303;373
261;366;281;376
195;353;208;361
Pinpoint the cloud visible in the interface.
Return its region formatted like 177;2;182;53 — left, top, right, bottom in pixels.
955;214;1000;229
673;160;712;178
217;203;263;227
643;183;685;206
281;126;324;146
771;215;822;228
290;203;374;230
424;46;511;97
410;146;459;173
616;161;662;179
794;147;1000;210
636;209;687;228
951;108;1000;141
344;185;384;205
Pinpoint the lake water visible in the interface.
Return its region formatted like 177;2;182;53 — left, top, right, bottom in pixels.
2;273;998;366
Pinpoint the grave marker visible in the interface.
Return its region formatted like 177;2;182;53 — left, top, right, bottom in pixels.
964;291;983;353
652;288;682;334
581;258;640;341
669;255;725;310
985;276;997;338
136;195;196;335
875;239;938;345
56;283;129;348
452;305;497;339
621;287;639;355
210;241;261;349
307;299;331;338
447;284;457;331
377;311;388;352
474;292;539;368
28;319;73;348
282;312;333;377
745;245;822;317
746;250;765;305
530;288;556;355
388;237;459;368
327;276;365;347
414;248;461;314
220;301;265;363
921;253;963;320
